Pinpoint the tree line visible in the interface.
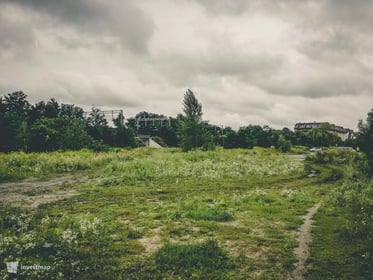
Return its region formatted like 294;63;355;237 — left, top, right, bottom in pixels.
0;91;137;152
0;90;371;158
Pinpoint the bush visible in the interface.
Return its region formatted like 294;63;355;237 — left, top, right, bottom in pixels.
306;148;363;165
87;139;109;152
331;180;373;278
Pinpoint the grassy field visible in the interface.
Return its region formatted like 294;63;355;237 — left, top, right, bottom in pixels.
0;147;366;279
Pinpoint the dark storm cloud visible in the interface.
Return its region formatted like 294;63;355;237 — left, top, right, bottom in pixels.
0;0;155;53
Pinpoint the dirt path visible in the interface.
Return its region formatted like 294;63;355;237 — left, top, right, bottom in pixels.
0;175;98;208
288;154;306;161
292;203;320;280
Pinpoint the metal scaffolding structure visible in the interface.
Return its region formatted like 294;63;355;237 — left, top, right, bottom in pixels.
135;116;171;131
83;109;124;125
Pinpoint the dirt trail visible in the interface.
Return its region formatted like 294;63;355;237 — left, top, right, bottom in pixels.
292;203;320;280
288;154;306;161
0;175;97;208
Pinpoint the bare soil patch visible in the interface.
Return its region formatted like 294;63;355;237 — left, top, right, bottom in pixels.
0;175;93;208
138;227;162;253
2;189;77;208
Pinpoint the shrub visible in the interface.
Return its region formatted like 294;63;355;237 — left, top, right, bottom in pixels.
306;148;363;165
333;180;373;277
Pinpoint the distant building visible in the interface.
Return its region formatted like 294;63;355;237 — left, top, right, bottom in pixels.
294;121;354;141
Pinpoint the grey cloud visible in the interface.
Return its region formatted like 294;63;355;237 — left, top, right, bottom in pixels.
48;73;142;109
260;72;372;98
0;4;37;57
251;0;373;39
202;88;273;115
195;0;249;15
0;0;372;130
1;0;155;53
153;49;283;88
323;0;373;33
299;28;359;59
204;53;283;80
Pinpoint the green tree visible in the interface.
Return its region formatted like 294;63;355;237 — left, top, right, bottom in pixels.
111;115;137;147
61;118;94;150
357;108;373;173
182;89;202;121
60;103;85;120
221;127;238;148
29;117;60;151
0;91;31;151
277;135;292;152
30;116;99;151
87;107;109;141
178;89;205;152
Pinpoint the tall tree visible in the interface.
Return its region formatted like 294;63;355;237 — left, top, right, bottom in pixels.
182;89;202;121
178;89;206;151
111;114;137;147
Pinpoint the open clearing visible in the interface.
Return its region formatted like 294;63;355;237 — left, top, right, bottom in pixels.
0;148;344;279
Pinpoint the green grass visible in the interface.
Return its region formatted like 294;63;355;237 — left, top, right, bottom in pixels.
0;147;364;279
155;240;231;275
0;147;303;183
307;178;373;280
290;145;309;154
178;200;234;222
307;206;369;280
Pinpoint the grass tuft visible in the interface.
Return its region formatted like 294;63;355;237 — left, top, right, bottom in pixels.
155;239;231;273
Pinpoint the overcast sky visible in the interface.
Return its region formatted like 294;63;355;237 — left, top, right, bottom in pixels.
1;0;372;130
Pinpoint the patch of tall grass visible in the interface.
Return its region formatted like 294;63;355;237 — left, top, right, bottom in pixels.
0;149;134;181
101;148;303;186
0;147;303;183
180;200;234;222
155;240;231;275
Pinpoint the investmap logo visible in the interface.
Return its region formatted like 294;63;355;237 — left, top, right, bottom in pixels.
6;262;18;274
5;261;51;274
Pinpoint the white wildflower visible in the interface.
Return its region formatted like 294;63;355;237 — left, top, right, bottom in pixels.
61;229;77;244
79;217;101;235
41;216;51;226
